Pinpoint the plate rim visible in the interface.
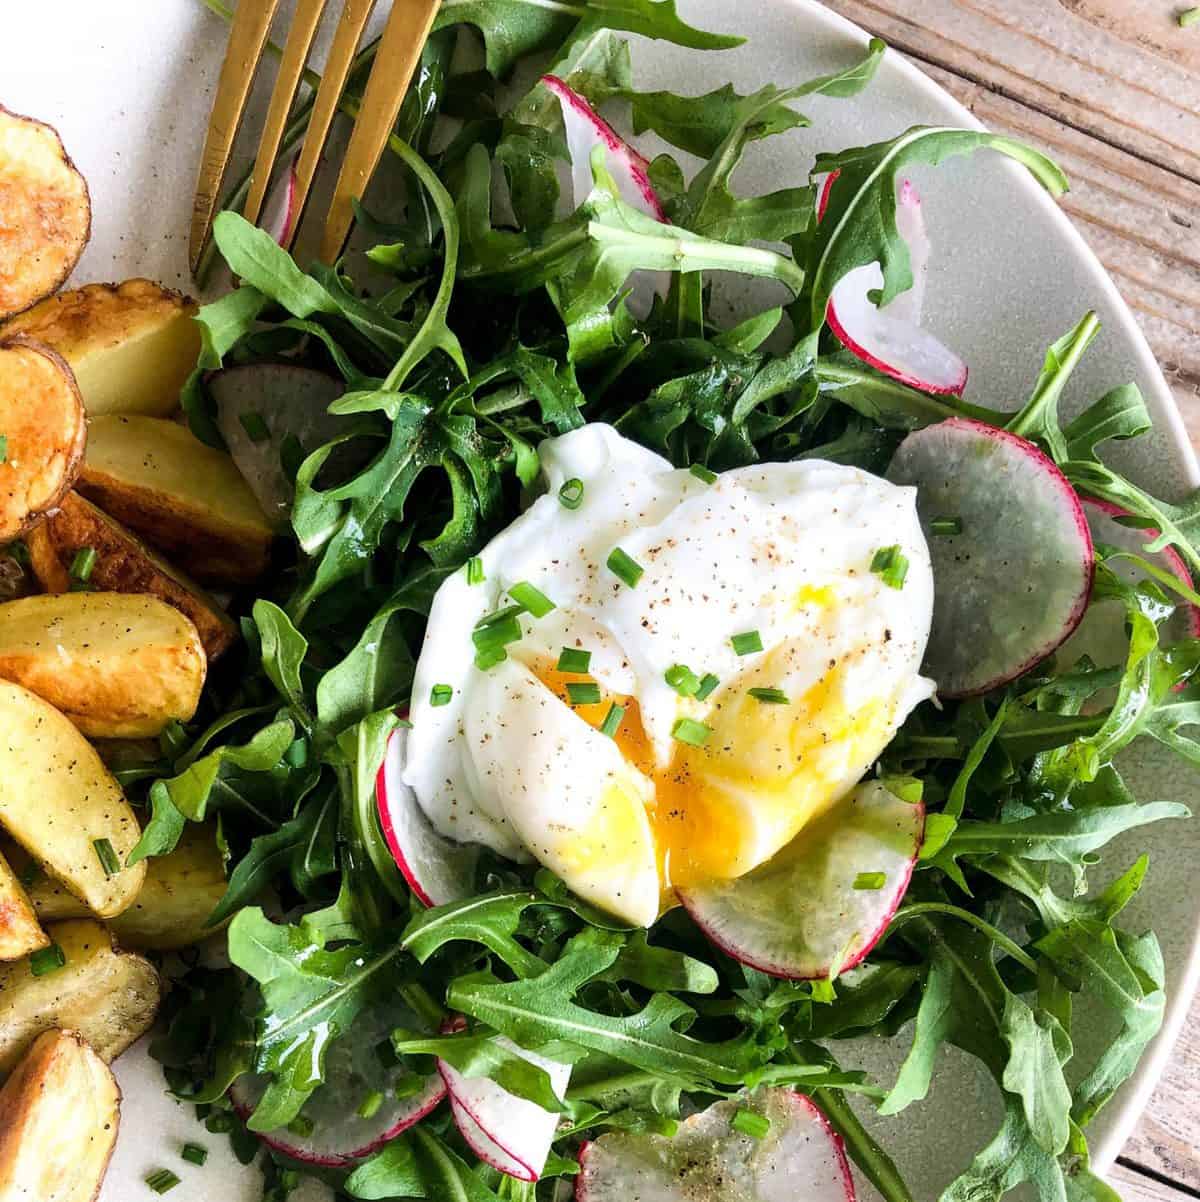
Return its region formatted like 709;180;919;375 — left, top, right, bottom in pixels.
790;0;1200;1173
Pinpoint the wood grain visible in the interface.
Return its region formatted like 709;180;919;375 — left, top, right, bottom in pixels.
818;3;1200;1197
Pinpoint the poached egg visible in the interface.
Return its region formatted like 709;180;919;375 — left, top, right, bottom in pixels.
402;424;934;926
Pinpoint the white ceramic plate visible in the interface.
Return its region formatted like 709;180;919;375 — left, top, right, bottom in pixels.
2;3;1197;1199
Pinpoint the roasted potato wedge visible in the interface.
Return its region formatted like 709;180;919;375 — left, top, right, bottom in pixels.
0;680;145;917
78;415;273;583
0;592;205;738
19;824;229;951
26;492;237;659
0;336;87;542
2;279;200;417
0;1029;120;1202
0;107;90;321
0;920;160;1073
0;849;46;963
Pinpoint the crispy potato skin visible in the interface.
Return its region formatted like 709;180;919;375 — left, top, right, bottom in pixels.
0;1029;120;1202
0;336;87;542
0;592;205;738
0;920;160;1074
0;106;91;322
2;280;200;417
0;850;46;963
0;680;146;918
78;415;274;584
28;492;237;659
19;824;229;951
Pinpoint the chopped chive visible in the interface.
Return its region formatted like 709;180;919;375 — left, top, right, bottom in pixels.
286;1114;314;1138
664;664;702;697
283;738;309;768
466;557;485;585
1180;6;1200;26
473;605;524;655
474;646;507;671
600;703;625;738
854;871;887;891
0;434;7;464
671;717;712;747
357;1090;385;1119
567;681;602;706
430;683;453;707
870;545;909;589
394;1073;426;1100
606;546;644;588
146;1169;182;1194
509;581;555;618
732;1109;771;1139
689;463;718;484
748;687;789;705
238;411;270;442
558;477;585;509
92;837;120;878
181;1143;208;1166
29;943;65;977
69;546;97;583
695;672;720;701
731;630;763;656
930;516;962;537
556;647;592;674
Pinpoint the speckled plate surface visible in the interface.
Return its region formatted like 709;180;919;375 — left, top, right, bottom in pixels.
1;3;1196;1199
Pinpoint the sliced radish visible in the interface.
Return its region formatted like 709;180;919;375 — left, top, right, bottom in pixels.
542;74;666;221
210;363;345;524
439;1036;571;1182
678;781;923;980
229;998;445;1166
823;175;967;397
575;1087;855;1202
260;157;300;247
377;725;478;908
886;417;1094;696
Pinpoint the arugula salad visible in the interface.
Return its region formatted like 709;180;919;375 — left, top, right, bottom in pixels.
143;4;1200;1200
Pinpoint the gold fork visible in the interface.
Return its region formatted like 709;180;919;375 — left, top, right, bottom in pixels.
190;0;441;275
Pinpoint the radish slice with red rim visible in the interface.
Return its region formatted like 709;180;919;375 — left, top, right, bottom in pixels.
823;175;967;397
439;1036;571;1182
886;416;1094;697
229;998;446;1166
210;363;346;525
377;725;478;907
679;781;923;980
575;1087;855;1202
542;74;666;220
260;157;300;247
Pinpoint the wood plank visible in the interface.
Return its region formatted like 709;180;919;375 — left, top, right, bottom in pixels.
1108;1161;1193;1202
821;0;1200;181
1124;988;1200;1193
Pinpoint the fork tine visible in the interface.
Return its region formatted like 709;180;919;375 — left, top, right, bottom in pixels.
318;0;442;263
286;0;379;251
190;0;285;271
243;0;331;231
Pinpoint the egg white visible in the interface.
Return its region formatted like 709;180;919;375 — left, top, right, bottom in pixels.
403;424;935;925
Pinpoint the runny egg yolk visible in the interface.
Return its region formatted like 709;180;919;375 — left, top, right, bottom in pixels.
533;653;897;900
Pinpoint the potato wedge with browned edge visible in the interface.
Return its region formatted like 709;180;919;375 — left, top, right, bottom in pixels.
26;492;237;659
2;280;200;417
0;107;90;321
18;824;229;950
0;1029;120;1202
78;415;273;583
0;592;205;738
0;336;87;542
0;680;145;918
0;849;46;962
0;920;160;1073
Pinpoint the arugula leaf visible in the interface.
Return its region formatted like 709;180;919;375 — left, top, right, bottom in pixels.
253;601;310;722
345;1135;425;1200
410;1128;504;1202
402;890;546;978
1063;382;1152;462
1000;992;1072;1154
213;213;339;318
447;928;767;1086
598;931;719;994
940;1099;1068;1202
807;127;1068;331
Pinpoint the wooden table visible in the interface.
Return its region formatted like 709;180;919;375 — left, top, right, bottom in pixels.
816;3;1199;1197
